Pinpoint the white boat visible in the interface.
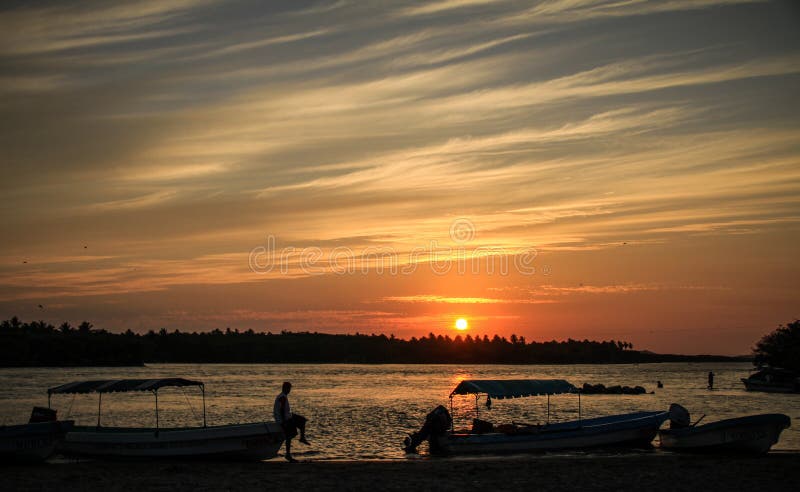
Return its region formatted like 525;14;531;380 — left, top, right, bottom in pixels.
404;379;669;455
0;420;73;462
48;378;284;460
659;404;791;454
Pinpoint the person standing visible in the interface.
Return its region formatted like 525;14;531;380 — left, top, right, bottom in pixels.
274;381;309;462
707;371;714;390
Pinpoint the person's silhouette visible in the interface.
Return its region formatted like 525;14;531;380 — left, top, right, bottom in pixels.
274;381;309;462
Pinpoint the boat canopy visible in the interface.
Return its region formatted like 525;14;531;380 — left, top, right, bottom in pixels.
450;379;576;399
48;378;203;395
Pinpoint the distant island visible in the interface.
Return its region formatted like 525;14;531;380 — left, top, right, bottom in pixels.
0;316;746;367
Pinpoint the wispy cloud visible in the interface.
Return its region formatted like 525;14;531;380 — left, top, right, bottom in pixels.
0;0;797;354
0;0;213;55
399;0;500;18
381;295;557;304
492;0;762;26
192;29;333;59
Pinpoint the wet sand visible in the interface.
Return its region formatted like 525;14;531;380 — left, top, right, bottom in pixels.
4;453;798;492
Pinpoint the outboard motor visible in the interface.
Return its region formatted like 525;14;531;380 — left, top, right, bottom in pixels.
668;403;690;429
403;405;453;453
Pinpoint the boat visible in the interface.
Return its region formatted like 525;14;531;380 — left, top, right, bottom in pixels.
0;407;74;462
0;422;72;462
741;367;800;393
47;378;284;460
0;407;73;462
659;404;790;454
404;379;669;455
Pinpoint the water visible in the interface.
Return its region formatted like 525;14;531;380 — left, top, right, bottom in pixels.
1;363;797;459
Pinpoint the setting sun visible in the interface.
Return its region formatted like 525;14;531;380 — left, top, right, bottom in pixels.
455;318;468;331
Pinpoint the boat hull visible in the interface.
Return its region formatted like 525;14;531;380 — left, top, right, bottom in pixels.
0;421;73;463
59;422;284;460
659;414;791;455
741;378;799;393
432;411;668;455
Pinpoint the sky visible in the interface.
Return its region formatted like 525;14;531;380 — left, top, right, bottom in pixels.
1;0;799;355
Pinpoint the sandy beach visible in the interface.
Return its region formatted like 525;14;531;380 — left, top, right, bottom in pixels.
3;453;799;492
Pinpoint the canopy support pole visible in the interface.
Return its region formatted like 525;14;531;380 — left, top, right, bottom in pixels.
547;394;550;424
154;390;159;433
578;392;581;427
201;385;207;428
449;396;454;432
475;394;480;420
48;394;51;409
96;393;102;428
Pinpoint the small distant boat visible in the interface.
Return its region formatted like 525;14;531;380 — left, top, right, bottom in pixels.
48;378;284;460
0;407;73;462
741;368;800;393
404;379;669;455
659;404;791;455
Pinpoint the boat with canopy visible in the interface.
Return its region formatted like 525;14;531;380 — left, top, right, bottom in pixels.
48;378;284;460
404;379;669;455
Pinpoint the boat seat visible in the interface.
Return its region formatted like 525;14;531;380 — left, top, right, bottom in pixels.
471;418;494;434
512;422;543;435
495;423;518;435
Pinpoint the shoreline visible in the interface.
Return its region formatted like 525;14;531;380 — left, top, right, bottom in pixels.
4;453;798;491
1;359;752;368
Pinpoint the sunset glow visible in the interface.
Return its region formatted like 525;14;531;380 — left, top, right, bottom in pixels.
0;1;798;355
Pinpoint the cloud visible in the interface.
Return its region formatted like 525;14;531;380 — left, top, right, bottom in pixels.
0;0;798;354
381;295;557;304
491;0;762;26
489;283;730;297
193;29;333;59
399;0;501;18
0;0;214;56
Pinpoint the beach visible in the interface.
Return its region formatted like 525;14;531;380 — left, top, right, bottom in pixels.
4;453;799;492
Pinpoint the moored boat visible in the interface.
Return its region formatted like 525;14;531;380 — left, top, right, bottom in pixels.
741;368;799;393
0;419;74;463
659;404;791;455
48;378;284;460
404;379;669;455
61;422;284;460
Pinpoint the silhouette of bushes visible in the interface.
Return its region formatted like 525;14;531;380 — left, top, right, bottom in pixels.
753;320;800;372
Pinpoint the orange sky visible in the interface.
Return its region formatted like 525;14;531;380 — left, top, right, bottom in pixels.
1;1;799;354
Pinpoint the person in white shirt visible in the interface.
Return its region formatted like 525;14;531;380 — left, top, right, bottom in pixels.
273;381;309;462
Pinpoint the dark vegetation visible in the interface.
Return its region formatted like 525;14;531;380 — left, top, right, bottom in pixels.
752;320;800;372
0;316;743;367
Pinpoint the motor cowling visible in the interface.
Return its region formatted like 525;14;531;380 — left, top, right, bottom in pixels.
403;405;453;453
668;403;690;429
427;405;453;434
29;406;57;423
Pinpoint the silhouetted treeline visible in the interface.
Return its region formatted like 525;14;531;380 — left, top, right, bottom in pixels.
0;317;743;366
0;318;143;366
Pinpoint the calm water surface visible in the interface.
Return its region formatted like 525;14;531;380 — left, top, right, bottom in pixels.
1;363;797;459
